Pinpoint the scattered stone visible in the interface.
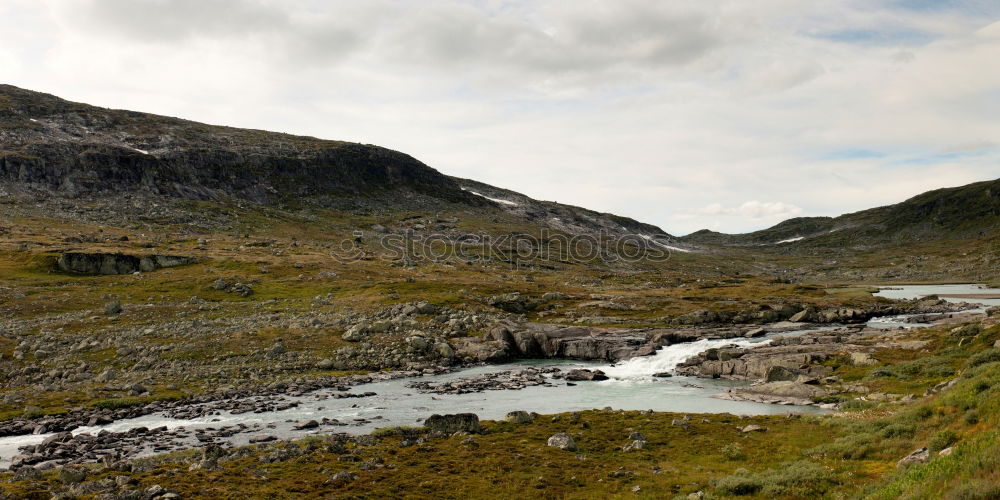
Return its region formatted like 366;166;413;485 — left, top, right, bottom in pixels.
547;432;577;451
623;439;646;452
293;420;319;430
898;447;930;467
505;411;534;424
565;369;608;381
327;471;356;485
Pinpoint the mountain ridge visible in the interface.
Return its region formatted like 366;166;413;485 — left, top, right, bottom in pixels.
0;84;673;242
681;178;1000;249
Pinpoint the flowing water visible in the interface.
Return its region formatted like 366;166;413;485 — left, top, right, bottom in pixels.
3;283;997;467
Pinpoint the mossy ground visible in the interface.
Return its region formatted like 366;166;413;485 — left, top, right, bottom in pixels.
2;197;999;498
2;318;998;498
0;203;910;418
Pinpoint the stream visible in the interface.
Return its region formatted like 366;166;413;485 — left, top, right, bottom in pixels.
2;283;997;468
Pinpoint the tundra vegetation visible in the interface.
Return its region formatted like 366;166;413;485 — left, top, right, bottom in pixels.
1;85;999;498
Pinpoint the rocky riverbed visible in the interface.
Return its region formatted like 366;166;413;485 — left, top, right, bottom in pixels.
676;307;988;407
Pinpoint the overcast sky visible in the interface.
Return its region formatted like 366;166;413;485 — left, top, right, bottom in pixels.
2;0;999;235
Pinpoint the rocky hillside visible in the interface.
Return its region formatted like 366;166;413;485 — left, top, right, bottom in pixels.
682;178;1000;249
452;177;675;241
0;85;673;242
0;85;481;206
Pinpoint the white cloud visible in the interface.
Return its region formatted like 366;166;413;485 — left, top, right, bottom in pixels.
698;201;803;220
1;0;998;236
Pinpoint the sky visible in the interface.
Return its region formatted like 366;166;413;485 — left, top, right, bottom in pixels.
1;0;999;235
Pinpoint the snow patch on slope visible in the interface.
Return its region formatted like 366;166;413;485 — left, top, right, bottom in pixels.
640;234;692;253
461;188;518;206
775;236;804;244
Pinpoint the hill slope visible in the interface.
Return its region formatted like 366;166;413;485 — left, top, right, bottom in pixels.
681;178;1000;249
0;85;673;242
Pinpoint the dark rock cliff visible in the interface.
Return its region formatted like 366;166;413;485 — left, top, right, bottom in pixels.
0;85;480;206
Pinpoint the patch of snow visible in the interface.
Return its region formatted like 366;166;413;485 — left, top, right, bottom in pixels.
131;147;149;155
776;236;804;244
29;118;38;122
461;187;518;206
640;234;691;253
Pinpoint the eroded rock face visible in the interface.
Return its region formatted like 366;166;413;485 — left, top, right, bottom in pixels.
674;341;840;381
56;252;195;275
486;323;656;362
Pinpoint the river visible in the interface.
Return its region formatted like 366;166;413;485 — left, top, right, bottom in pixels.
2;283;997;468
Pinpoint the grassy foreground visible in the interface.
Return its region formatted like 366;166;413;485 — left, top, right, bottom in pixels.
2;315;999;499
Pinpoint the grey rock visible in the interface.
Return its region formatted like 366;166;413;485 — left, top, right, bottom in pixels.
547;432;577;451
565;369;608;381
897;447;930;467
423;413;480;434
505;411;534;424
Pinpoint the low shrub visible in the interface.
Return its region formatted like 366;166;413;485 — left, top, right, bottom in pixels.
713;461;836;496
965;411;980;425
805;433;878;460
929;430;958;452
966;349;1000;369
371;426;425;439
720;443;745;461
92;398;145;410
895;356;956;378
879;423;916;439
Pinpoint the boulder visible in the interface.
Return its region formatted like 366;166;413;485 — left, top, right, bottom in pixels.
452;338;510;362
415;301;438;314
547;432;577;451
788;307;815;322
487;292;537;313
764;365;800;382
423;413;480;434
57;465;87;484
266;343;286;358
743;381;830;399
505;411;534;424
435;342;455;359
897;447;930;468
342;324;368;342
623;439;646;451
565;369;608;381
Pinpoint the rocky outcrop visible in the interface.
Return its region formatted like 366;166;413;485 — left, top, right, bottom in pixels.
56;252;195;275
0;85;484;207
485;323;657;362
717;381;833;406
670;298;975;327
674;335;850;381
